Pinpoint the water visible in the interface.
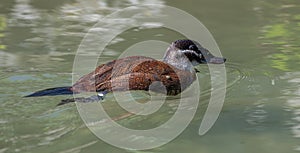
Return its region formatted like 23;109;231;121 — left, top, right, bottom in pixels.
0;0;300;152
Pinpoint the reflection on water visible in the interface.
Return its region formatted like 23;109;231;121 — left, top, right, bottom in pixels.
11;0;40;23
282;72;300;151
0;51;17;67
0;0;300;152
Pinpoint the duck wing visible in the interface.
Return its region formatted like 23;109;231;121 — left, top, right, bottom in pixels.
71;56;156;92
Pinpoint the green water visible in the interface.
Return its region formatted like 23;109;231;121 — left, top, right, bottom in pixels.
0;0;300;153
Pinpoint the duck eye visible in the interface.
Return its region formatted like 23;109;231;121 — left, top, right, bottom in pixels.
189;45;197;51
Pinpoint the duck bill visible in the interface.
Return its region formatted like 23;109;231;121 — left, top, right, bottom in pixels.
206;57;226;64
198;56;226;64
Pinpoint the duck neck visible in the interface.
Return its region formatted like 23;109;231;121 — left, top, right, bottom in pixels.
163;46;194;73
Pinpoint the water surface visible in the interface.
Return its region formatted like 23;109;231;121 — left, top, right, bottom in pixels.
0;0;300;153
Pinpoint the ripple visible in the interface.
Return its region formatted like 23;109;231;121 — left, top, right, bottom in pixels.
7;75;38;82
139;22;163;29
0;51;18;67
38;127;75;146
58;140;98;153
225;62;248;82
200;62;246;96
281;72;300;141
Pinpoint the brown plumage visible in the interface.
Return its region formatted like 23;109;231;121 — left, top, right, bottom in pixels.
71;56;196;95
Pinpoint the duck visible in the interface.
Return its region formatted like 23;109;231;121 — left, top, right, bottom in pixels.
25;39;226;105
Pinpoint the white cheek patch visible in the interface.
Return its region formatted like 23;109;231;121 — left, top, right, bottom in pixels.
181;50;200;57
180;50;201;66
180;49;193;54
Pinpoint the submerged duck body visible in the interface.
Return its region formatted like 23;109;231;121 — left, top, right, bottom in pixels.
26;39;226;103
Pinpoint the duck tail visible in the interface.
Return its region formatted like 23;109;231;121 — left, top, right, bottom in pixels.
24;86;73;97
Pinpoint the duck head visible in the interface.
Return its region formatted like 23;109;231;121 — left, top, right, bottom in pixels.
163;39;226;71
